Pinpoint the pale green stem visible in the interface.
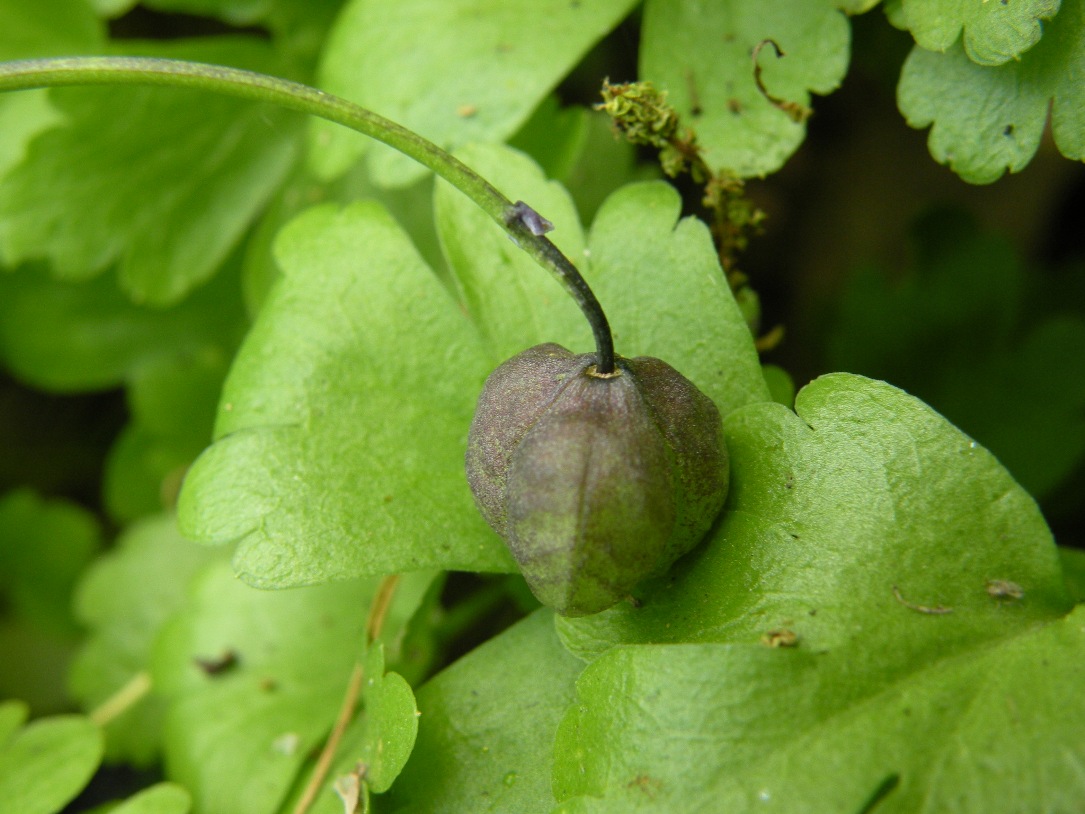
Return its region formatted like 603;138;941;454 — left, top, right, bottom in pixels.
0;56;615;372
89;671;153;727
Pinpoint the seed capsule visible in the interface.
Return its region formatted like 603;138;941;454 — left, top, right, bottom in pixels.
466;343;728;616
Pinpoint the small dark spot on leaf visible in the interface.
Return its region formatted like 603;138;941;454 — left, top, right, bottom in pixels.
808;608;817;616
194;649;239;676
789;533;799;539
685;70;703;117
858;774;900;813
383;494;394;503
727;98;742;114
1004;124;1014;136
260;677;278;692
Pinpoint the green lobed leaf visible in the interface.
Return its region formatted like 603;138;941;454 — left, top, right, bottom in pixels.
550;374;1080;812
0;713;102;814
435;143;770;414
152;562;432;814
892;0;1060;65
897;0;1085;183
0;37;300;305
285;642;418;813
558;374;1070;667
581;181;770;415
384;609;584;814
68;514;224;766
434;143;590;367
639;0;850;177
178;200;509;587
242;160;448;319
552;606;1085;813
0;250;245;395
352;644;418;794
309;0;639;186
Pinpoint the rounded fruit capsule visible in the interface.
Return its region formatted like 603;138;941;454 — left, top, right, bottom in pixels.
466;343;728;616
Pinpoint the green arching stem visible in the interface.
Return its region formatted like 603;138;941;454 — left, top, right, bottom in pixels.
0;56;616;373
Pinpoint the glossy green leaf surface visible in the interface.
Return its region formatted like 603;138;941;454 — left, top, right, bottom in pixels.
897;0;1085;183
0;713;102;814
152;562;432;814
386;609;584;814
289;642;417;812
181;149;769;589
434;143;590;366
582;181;770;415
639;0;850;177
353;644;418;794
892;0;1059;65
553;606;1085;812
551;374;1080;812
69;515;224;766
558;374;1070;664
0;37;300;305
436;144;769;413
177;201;507;587
310;0;639;186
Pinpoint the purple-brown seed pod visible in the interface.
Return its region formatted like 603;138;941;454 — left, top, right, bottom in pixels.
466;343;728;616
